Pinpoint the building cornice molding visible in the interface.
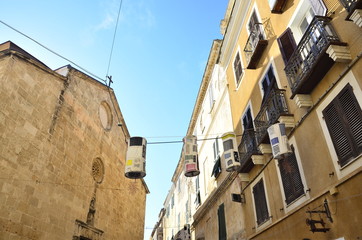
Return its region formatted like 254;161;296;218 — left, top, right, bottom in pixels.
219;0;253;69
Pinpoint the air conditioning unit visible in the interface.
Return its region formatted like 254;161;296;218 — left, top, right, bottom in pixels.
125;136;147;179
267;123;292;159
221;132;240;172
183;135;200;177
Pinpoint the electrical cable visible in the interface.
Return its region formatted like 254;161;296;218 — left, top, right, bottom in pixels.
0;20;107;85
106;0;123;78
147;134;244;145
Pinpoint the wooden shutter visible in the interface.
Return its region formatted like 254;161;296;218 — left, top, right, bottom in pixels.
253;179;269;225
278;146;305;205
308;0;327;15
218;204;227;240
323;84;362;166
338;84;362;153
277;28;297;65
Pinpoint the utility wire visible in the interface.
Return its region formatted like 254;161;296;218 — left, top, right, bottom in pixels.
106;0;123;78
0;20;107;85
147;134;244;145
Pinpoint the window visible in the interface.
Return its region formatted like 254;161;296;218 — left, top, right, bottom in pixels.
211;139;222;178
208;84;215;110
185;201;189;223
203;157;208;195
277;0;326;64
243;108;254;130
298;8;315;35
171;195;174;208
261;65;277;102
277;28;297;65
200;110;205;133
217;203;227;240
322;84;362;167
213;138;220;159
233;52;243;85
252;179;270;225
195;176;201;205
247;9;264;42
278;145;305;205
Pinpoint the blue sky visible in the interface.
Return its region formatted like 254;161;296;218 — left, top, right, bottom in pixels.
0;0;228;238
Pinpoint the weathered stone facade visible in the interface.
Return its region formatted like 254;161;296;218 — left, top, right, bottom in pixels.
0;41;149;240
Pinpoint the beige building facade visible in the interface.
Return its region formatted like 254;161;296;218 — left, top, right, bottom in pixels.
220;0;362;239
0;41;149;240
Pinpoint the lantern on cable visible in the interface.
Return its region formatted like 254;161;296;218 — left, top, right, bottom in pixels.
267;123;292;159
221;132;240;172
183;135;200;177
125;136;147;179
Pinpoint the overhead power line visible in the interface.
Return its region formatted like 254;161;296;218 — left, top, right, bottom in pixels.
0;20;107;84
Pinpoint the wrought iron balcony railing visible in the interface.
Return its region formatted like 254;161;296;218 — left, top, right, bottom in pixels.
285;16;344;98
339;0;361;13
254;88;289;146
244;23;268;69
238;129;260;173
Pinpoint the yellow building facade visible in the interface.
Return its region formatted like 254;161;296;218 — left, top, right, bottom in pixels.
220;0;362;239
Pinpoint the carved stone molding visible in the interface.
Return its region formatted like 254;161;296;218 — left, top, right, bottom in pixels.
294;94;313;108
259;144;272;154
278;115;295;129
73;220;104;240
252;155;265;165
326;45;352;62
350;9;362;27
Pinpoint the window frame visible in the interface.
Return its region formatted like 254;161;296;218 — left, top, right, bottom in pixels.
242;103;255;131
275;137;309;212
317;71;362;179
322;83;362;167
250;173;272;229
258;61;282;100
246;5;265;40
233;50;244;88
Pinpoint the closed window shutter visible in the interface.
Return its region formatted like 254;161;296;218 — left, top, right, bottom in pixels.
323;84;362;166
253;179;269;225
218;204;227;240
278;146;305;205
308;0;327;15
277;28;297;65
338;84;362;153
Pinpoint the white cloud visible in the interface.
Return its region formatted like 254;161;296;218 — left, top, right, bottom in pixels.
95;13;116;31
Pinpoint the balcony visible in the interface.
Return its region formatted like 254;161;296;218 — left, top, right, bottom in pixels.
238;129;261;173
339;0;362;20
244;23;268;69
285;16;347;99
254;89;290;146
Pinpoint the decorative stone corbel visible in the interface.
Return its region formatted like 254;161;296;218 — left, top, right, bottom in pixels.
252;155;265;165
326;45;352;62
259;144;272;154
350;9;362;27
278;115;295;129
294;94;313;108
